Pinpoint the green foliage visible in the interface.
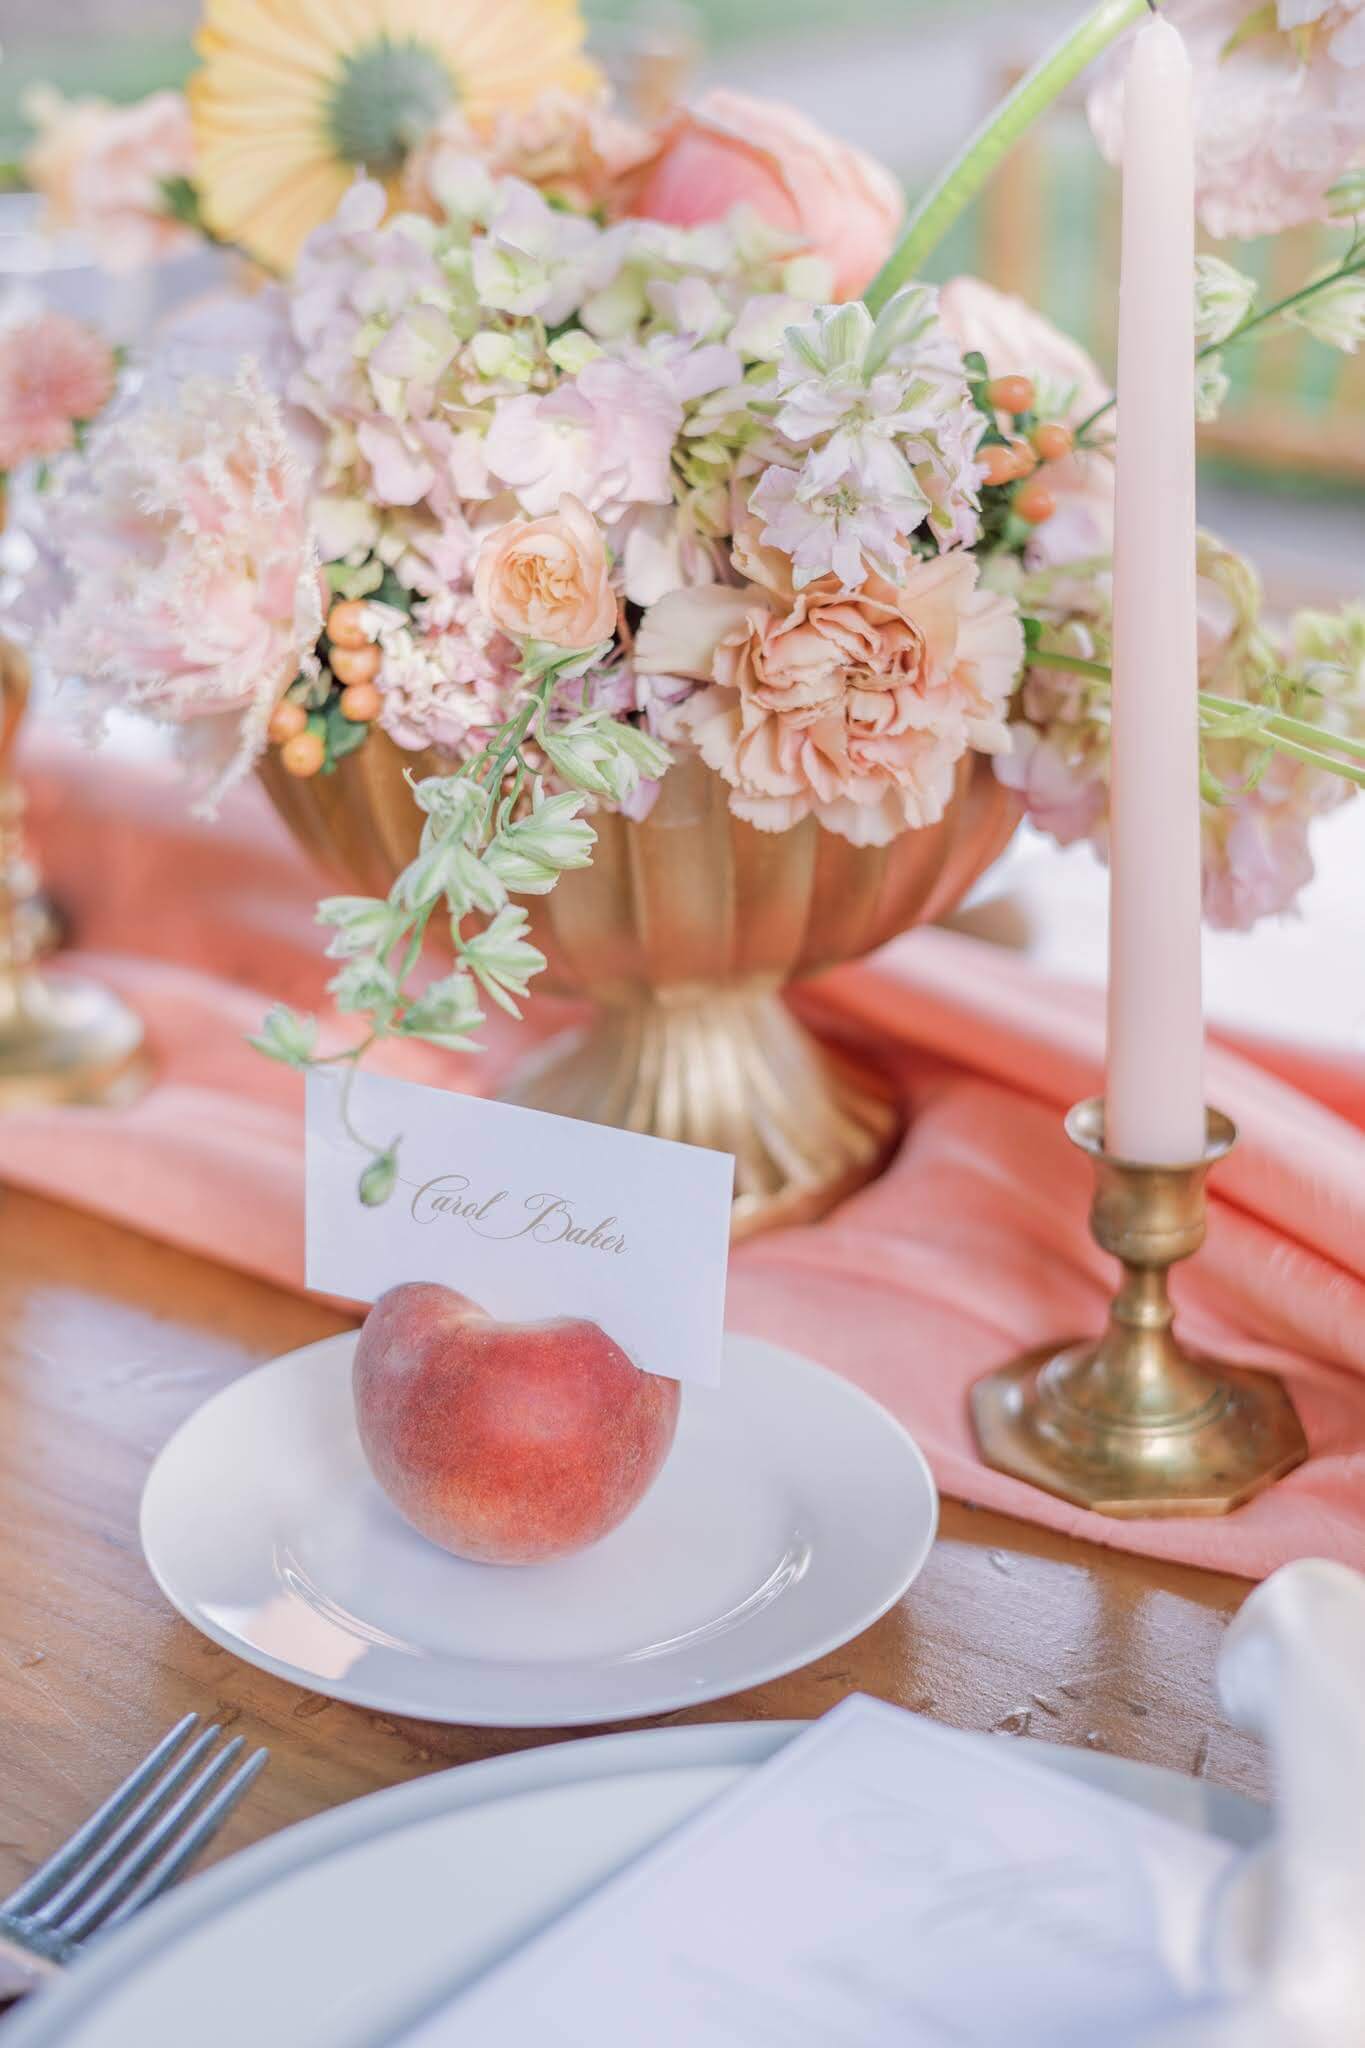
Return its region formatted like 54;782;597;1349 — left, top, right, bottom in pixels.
255;640;671;1196
248;1004;318;1068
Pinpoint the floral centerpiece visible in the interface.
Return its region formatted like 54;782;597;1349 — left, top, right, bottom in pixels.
5;0;1365;1219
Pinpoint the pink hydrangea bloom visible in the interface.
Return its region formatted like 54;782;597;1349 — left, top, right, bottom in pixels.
22;87;196;272
47;368;323;803
0;312;116;471
485;355;684;520
288;182;466;514
1088;0;1365;239
472;178;608;327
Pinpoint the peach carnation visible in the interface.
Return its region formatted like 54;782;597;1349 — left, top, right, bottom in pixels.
22;87;196;272
475;495;617;650
636;555;1023;845
624;88;903;301
0;313;116;472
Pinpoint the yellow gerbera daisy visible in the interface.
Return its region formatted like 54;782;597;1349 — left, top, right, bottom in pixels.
190;0;600;273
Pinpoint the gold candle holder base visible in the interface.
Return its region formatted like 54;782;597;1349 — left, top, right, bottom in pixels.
0;634;147;1109
0;969;147;1109
971;1099;1308;1518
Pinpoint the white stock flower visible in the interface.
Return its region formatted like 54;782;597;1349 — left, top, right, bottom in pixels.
1195;355;1232;422
1194;254;1258;344
1286;269;1365;350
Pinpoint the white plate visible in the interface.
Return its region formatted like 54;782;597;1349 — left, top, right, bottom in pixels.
5;1722;1267;2048
139;1332;938;1725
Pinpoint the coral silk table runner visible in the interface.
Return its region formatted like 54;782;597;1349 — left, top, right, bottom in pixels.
11;737;1365;1580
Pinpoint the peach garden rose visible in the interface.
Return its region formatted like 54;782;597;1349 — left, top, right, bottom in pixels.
474;494;618;651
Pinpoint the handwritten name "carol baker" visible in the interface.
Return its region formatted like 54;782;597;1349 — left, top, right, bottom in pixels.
410;1175;628;1254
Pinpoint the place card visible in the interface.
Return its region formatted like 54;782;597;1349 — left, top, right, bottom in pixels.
306;1069;734;1386
400;1695;1239;2045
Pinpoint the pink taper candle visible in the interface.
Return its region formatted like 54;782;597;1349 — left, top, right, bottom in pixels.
1105;10;1205;1165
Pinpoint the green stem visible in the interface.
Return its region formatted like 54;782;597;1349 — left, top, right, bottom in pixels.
305;1033;376;1069
1075;244;1365;439
864;0;1148;311
338;1051;387;1158
1032;654;1365;785
1029;650;1113;681
1253;732;1365;789
393;901;434;990
478;673;555;821
1200;692;1365;764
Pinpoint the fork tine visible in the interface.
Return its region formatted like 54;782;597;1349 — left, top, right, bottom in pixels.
1;1716;200;1917
98;1748;268;1936
60;1737;251;1942
28;1722;225;1928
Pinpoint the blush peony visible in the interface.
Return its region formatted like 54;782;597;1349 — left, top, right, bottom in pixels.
47;368;323;804
637;554;1022;844
624;89;903;301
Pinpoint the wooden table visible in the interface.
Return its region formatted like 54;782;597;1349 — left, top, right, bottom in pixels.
0;1184;1266;1902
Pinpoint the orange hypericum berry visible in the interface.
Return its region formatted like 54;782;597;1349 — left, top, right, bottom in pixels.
329;641;382;687
979;443;1021;487
267;699;308;745
1032;421;1075;463
326;599;373;650
281;730;325;778
986;374;1036;416
1014;479;1057;525
339;681;382;723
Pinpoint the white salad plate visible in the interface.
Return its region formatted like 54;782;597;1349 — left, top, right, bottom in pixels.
4;1720;1267;2048
139;1330;938;1726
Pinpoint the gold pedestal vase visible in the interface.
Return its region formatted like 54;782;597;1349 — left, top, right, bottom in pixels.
971;1099;1309;1516
262;738;1019;1239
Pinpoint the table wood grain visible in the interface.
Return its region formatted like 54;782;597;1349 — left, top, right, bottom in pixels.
0;1183;1265;1905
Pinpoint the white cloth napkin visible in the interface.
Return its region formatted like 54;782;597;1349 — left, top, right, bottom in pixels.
1137;1558;1365;2046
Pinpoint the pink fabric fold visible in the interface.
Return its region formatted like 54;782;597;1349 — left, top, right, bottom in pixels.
11;735;1365;1579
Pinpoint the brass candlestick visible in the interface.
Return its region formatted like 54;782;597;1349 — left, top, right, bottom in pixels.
0;634;146;1108
971;1098;1307;1517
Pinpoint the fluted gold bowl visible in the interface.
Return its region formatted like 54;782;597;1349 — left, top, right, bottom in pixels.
262;739;1017;1238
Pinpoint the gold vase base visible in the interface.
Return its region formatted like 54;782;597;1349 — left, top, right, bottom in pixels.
971;1339;1309;1519
10;888;65;962
499;989;903;1242
0;972;150;1109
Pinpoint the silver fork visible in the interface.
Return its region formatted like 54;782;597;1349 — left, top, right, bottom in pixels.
0;1714;268;2002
